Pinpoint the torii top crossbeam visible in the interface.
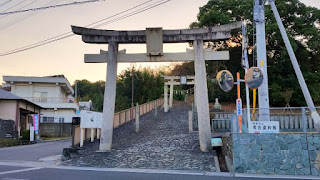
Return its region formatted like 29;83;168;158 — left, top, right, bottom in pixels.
71;22;242;44
71;22;242;153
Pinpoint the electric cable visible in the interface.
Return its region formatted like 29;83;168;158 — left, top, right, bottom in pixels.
0;0;28;13
0;0;171;56
0;0;12;8
0;0;66;30
0;0;38;21
0;0;104;16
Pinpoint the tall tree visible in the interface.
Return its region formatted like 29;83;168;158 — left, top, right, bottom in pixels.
75;67;165;112
189;0;320;106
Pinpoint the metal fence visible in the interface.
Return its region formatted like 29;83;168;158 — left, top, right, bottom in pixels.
210;107;320;133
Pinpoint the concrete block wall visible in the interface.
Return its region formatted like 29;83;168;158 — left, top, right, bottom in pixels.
40;123;72;137
224;133;320;175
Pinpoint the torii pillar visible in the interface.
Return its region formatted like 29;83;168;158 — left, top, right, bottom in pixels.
71;22;242;152
162;75;195;112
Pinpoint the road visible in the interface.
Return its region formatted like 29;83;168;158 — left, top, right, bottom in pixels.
0;139;71;161
0;134;317;179
0;139;316;180
0;164;316;180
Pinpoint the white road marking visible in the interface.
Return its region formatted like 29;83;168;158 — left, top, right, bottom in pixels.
0;167;42;175
2;178;30;180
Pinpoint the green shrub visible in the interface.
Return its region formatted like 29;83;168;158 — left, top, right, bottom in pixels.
21;130;36;141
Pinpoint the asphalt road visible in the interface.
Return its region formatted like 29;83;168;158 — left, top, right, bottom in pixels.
0;165;315;180
0;139;71;161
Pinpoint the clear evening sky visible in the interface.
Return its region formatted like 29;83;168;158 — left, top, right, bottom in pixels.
0;0;319;85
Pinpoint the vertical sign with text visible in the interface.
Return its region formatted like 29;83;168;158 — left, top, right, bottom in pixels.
33;114;39;135
236;99;242;116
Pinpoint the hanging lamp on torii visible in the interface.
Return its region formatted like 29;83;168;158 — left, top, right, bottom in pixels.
71;22;242;152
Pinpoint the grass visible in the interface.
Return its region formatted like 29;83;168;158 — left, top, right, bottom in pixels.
0;139;33;148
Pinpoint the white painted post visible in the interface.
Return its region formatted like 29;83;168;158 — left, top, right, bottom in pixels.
194;39;212;152
188;110;193;132
91;128;94;142
97;128;100;139
194;84;197;106
80;128;84;147
99;41;118;152
169;79;174;108
164;85;169;112
135;102;140;133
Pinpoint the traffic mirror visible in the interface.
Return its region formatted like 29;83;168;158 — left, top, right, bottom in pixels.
245;67;264;89
216;70;234;92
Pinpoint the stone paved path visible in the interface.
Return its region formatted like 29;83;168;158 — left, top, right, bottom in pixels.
62;104;216;172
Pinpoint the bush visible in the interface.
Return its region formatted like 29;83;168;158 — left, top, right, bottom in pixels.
21;130;36;141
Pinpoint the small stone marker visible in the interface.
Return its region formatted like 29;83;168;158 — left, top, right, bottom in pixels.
214;98;221;109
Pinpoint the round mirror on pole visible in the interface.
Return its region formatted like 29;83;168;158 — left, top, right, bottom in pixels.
216;70;234;92
245;67;264;89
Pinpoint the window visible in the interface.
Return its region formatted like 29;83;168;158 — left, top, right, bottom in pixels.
33;92;48;102
42;117;54;123
59;117;64;123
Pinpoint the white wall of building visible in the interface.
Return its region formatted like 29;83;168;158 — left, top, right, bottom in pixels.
4;76;78;125
40;109;76;123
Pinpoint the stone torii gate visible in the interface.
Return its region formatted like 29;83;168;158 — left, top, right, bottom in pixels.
71;22;241;152
162;75;195;112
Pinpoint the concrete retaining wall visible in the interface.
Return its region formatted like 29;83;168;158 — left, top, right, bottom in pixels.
224;133;320;175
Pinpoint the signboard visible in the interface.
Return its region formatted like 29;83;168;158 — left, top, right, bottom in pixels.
33;114;39;135
30;125;34;142
236;99;242;116
180;76;187;85
80;110;102;128
248;121;279;134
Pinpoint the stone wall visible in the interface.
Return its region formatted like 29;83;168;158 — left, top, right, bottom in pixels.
0;119;17;139
40;123;72;137
230;133;320;175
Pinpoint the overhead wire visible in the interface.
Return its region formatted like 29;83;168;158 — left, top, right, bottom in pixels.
0;0;12;8
0;0;38;20
0;0;76;30
0;0;104;16
0;0;156;55
0;0;28;13
0;0;172;57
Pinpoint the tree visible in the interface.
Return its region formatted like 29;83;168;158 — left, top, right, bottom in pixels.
75;67;165;112
189;0;320;106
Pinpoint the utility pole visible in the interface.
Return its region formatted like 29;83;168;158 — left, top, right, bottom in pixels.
75;80;78;101
131;63;135;121
254;0;270;121
242;22;251;125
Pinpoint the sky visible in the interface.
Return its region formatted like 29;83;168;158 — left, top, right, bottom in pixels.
0;0;319;85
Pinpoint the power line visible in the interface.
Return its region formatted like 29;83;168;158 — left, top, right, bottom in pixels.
0;0;156;55
0;0;105;16
0;0;28;13
0;0;172;57
0;0;59;30
0;0;12;8
0;0;38;21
